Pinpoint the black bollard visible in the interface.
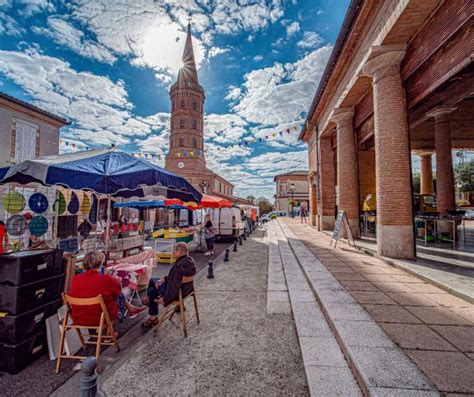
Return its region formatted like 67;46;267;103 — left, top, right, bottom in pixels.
233;240;238;252
224;248;230;262
207;261;214;279
239;236;243;245
80;357;98;397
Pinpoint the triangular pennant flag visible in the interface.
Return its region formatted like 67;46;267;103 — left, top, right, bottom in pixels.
279;131;283;136
287;129;290;134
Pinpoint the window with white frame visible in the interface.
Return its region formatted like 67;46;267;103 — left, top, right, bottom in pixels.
13;119;38;163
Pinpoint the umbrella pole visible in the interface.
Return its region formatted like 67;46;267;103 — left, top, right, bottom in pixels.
105;196;111;253
94;193;99;250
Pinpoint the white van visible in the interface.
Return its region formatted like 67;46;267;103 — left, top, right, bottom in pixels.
209;207;245;240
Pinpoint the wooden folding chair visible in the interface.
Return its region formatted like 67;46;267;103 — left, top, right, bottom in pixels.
153;275;200;337
55;293;120;373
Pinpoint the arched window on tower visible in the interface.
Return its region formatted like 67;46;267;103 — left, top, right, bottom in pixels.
192;119;197;130
179;118;185;128
192;137;197;148
179;136;184;147
180;99;185;109
192;100;197;111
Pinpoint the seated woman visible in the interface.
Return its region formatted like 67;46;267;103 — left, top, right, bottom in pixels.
68;251;144;326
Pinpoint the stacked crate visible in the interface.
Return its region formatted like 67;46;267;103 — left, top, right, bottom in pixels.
0;249;64;374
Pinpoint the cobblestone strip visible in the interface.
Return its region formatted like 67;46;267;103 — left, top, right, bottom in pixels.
271;221;362;396
266;223;291;314
277;219;439;396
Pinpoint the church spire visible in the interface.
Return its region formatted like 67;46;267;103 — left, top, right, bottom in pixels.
176;21;199;87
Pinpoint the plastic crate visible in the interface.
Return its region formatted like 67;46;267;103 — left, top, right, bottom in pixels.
0;299;62;344
0;249;64;285
0;331;47;374
0;274;65;315
156;253;176;264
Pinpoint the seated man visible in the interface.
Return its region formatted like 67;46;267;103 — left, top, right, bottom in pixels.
69;251;144;326
142;242;197;328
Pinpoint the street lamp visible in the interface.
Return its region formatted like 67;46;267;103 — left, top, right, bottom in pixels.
290;183;295;218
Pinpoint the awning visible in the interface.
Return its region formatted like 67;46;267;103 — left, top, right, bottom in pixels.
1;149;202;202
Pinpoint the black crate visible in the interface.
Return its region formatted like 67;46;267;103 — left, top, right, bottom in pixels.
0;331;47;374
0;274;65;315
0;249;64;285
0;299;62;344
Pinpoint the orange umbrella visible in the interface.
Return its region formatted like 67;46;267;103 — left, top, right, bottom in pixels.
196;194;232;209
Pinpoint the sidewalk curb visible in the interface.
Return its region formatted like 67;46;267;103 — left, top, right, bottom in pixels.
320;230;474;304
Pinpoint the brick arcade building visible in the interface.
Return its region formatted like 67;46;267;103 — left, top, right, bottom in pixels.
300;0;473;259
165;23;235;200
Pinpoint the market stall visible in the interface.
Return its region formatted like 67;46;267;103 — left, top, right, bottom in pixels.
0;148;202;373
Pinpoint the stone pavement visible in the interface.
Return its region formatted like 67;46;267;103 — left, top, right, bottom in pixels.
353;237;474;302
99;228;309;395
281;218;474;395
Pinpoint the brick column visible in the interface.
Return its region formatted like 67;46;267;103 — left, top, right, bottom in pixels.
427;107;457;214
419;152;434;195
331;107;360;238
319;137;336;230
363;46;414;259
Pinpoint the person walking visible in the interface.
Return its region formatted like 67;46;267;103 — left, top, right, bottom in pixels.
203;214;215;256
300;203;307;223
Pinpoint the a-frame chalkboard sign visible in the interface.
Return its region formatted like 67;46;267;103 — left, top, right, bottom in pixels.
330;210;356;249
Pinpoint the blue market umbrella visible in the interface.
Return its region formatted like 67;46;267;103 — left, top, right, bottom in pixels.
1;149;202;202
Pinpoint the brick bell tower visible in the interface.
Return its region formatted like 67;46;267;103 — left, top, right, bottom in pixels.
165;22;207;179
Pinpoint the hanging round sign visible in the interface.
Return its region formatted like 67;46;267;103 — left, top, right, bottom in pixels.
68;191;80;214
3;192;26;214
29;193;49;214
28;215;49;237
80;193;91;214
54;191;66;215
6;215;28;236
89;195;98;224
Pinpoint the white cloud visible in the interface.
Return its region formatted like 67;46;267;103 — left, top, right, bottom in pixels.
204;113;248;143
32;17;116;63
297;31;323;49
253;55;263;62
0;48;157;148
208;47;230;58
229;45;333;126
286;21;300;37
0;12;24;36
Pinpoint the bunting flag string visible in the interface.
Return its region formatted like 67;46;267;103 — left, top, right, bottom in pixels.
59;122;302;160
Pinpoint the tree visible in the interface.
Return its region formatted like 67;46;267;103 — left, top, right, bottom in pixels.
412;173;420;194
454;160;474;193
256;197;274;215
246;195;256;205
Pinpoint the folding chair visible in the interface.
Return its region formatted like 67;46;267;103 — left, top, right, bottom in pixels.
153;275;200;337
55;293;120;373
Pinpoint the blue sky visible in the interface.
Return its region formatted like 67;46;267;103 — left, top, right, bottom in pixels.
0;0;350;199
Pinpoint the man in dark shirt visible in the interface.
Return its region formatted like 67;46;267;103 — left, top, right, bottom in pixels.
142;242;196;328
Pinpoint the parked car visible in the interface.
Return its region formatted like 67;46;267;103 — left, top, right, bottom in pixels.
260;213;273;223
464;209;474;220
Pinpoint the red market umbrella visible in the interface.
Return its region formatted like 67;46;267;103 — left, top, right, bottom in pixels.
197;194;232;209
